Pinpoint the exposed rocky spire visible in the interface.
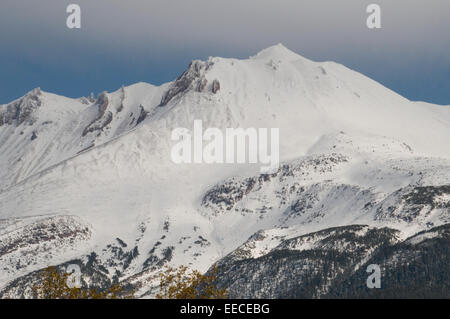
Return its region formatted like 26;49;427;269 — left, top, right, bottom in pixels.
0;88;42;126
159;60;214;106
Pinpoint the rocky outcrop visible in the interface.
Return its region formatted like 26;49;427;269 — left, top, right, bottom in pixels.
82;92;113;136
374;185;450;223
0;88;42;126
135;105;148;126
212;79;220;93
159;60;214;106
201;154;349;217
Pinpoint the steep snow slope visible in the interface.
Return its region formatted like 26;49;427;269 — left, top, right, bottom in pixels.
0;44;449;296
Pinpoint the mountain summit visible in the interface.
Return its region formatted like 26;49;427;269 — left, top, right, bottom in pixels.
252;43;304;61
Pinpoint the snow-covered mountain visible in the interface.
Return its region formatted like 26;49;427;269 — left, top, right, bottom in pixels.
0;44;449;298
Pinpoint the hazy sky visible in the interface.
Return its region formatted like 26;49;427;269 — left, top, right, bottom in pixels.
1;0;449;104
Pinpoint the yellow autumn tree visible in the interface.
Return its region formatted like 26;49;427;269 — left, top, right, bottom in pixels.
32;266;132;299
156;264;228;299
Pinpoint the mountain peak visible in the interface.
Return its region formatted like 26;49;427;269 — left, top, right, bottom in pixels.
252;43;304;62
0;87;42;126
26;87;42;97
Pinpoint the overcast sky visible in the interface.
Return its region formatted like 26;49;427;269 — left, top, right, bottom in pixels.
1;0;449;104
